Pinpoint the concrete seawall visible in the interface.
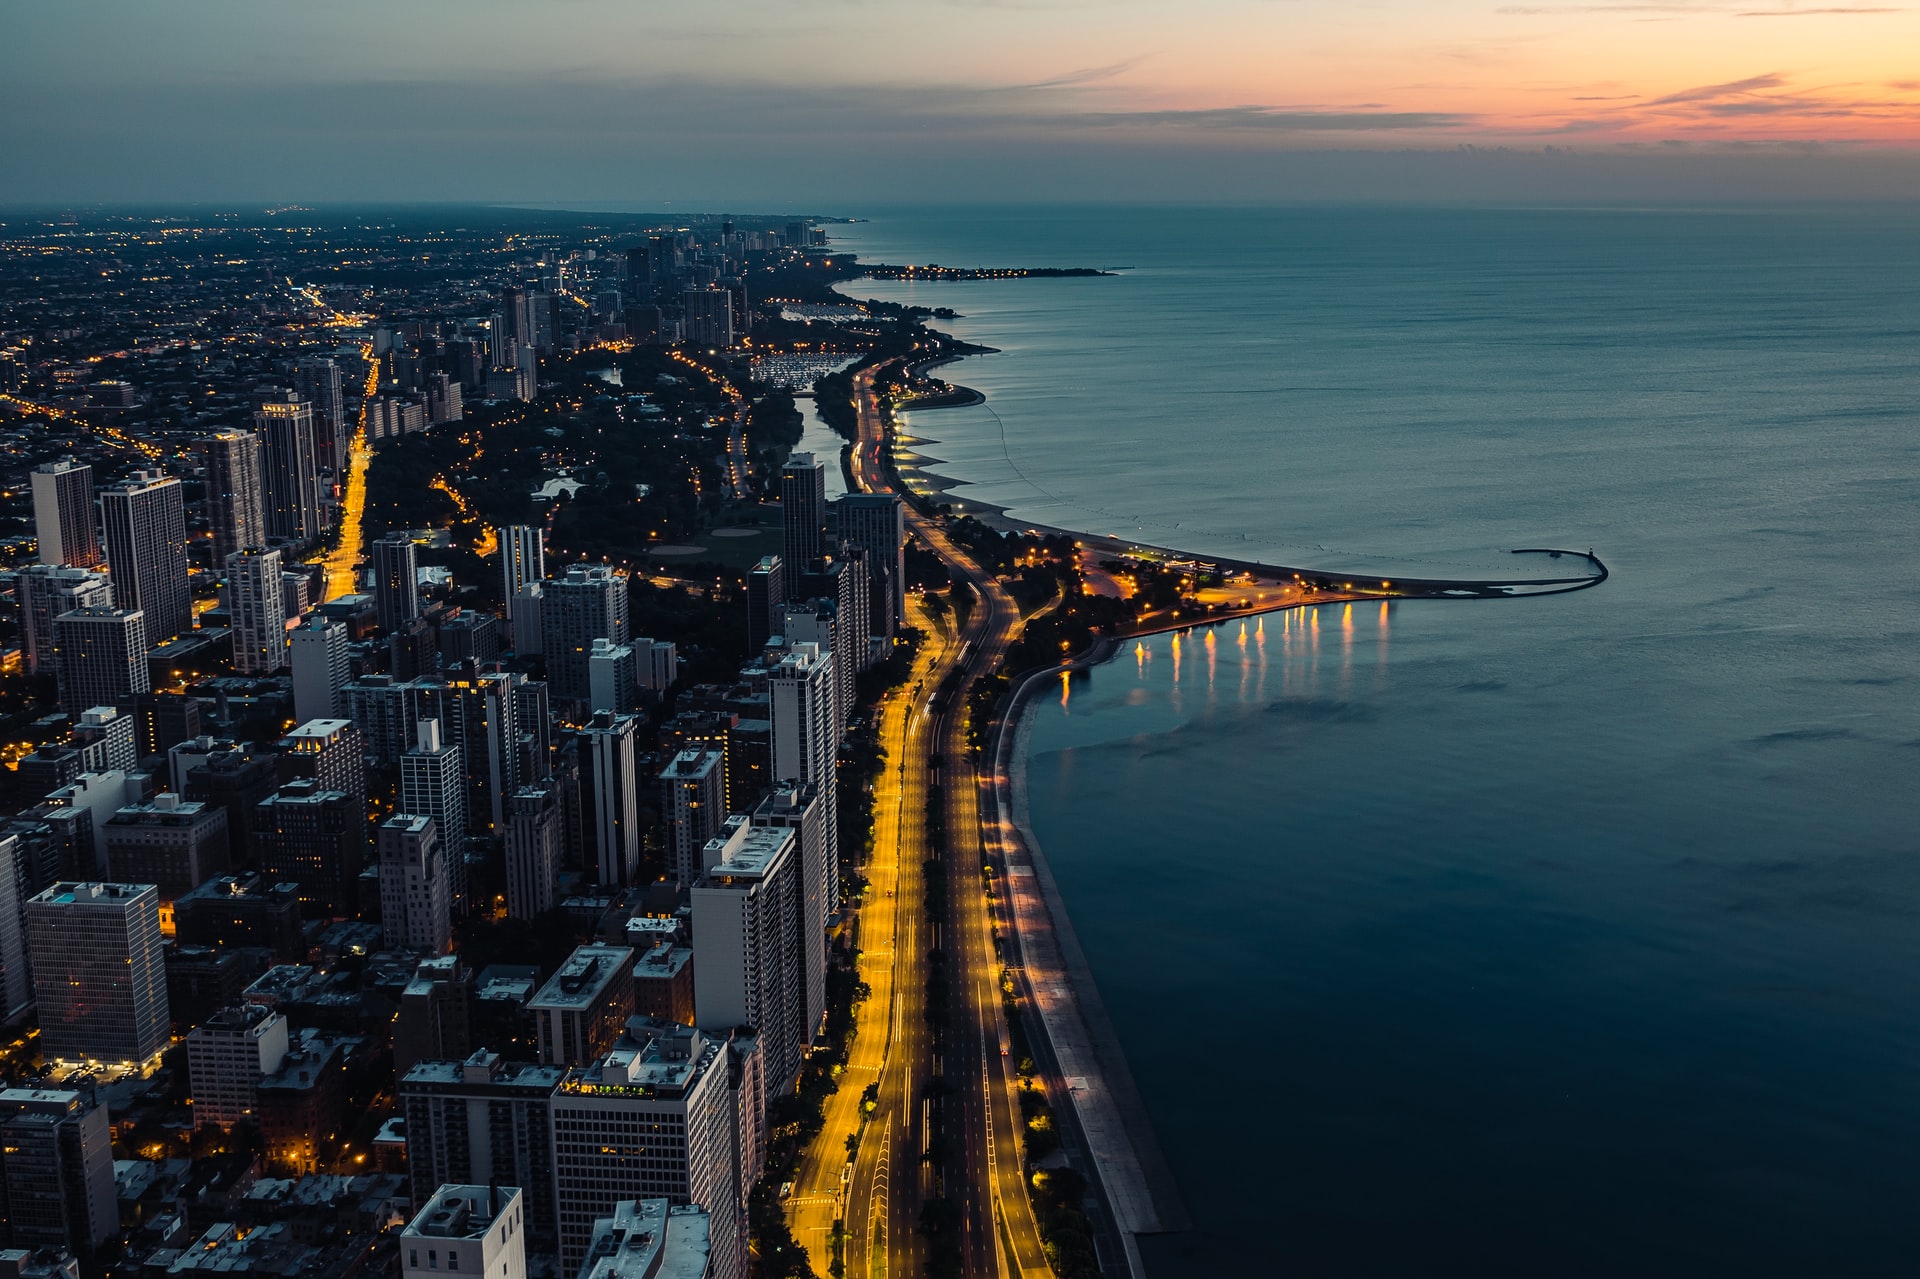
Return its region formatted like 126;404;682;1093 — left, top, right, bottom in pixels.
990;639;1190;1279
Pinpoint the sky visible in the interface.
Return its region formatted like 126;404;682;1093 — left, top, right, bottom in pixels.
4;0;1920;205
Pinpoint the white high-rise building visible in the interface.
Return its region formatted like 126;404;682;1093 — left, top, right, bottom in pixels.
692;823;806;1094
769;642;839;917
227;546;287;674
379;814;451;954
400;1184;527;1279
290;618;351;722
401;720;466;911
552;1024;742;1279
751;781;827;1047
30;458;101;569
26;881;170;1072
837;492;906;636
587;638;636;713
500;525;544;620
659;750;725;888
16;563;112;677
185;1001;290;1130
99;470;191;641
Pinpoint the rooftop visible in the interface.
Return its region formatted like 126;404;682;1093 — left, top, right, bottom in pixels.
402;1184;521;1241
528;945;634;1012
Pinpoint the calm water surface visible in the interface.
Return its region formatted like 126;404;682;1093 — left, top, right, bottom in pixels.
836;207;1920;1276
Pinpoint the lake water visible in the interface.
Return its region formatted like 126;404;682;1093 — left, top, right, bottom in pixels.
836;206;1920;1277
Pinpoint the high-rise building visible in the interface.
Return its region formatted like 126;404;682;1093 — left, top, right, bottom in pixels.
503;784;562;921
289;618;351;722
577;1200;711;1279
0;838;33;1024
692;823;806;1093
185;1001;290;1131
292;357;346;473
399;1051;564;1252
586;639;636;714
837;493;906;637
551;1023;742;1279
500;526;544;619
527;944;635;1068
400;1184;526;1279
200;431;266;565
101;796;231;921
540;565;628;702
768;642;839;917
401;720;466;911
0;1086;117;1255
659;750;725;888
574;713;640;886
50;607;148;716
226;546;287;675
751;781;827;1046
746;555;783;652
372;534;420;632
98;471;190;641
255;396;324;544
71;704;137;773
29;459;100;569
277;717;367;818
779;455;826;572
379;814;450;955
15;564;112;677
682;288;733;348
774;600;850;741
26;882;170;1071
251;781;363;918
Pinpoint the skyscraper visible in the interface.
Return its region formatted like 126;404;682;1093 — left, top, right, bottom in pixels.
779;455;826;571
251;780;363;918
290;618;351;722
837;492;907;637
504;784;562;920
379;814;451;955
51;607;149;716
401;720;466;911
98;470;190;641
200;430;266;565
0;1086;117;1255
551;1024;741;1279
691;823;806;1093
30;459;100;569
15;563;112;677
751;781;828;1046
256;396;324;544
746;555;783;652
575;712;640;887
372;533;420;632
399;1052;565;1253
540;565;628;703
682;287;733;348
292;356;346;472
587;639;636;714
500;526;544;620
26;881;170;1071
659;750;725;888
226;546;287;675
101;796;232;915
185;1002;290;1132
769;643;839;918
